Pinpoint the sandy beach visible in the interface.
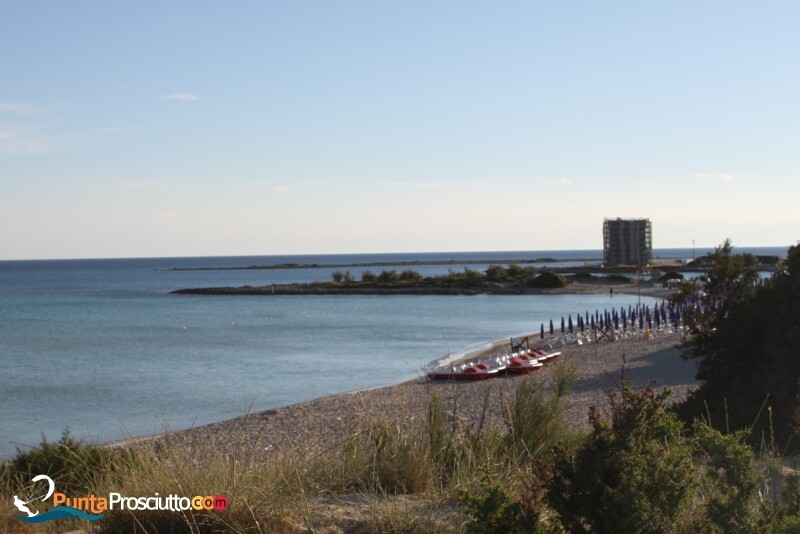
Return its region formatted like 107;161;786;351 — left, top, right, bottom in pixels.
137;327;697;459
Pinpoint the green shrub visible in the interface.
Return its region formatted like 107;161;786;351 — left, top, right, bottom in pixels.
485;265;507;282
506;264;537;281
8;430;116;494
549;383;696;532
436;268;485;287
361;270;377;283
459;477;537;533
528;271;567;289
399;269;424;283
693;420;760;531
378;270;399;284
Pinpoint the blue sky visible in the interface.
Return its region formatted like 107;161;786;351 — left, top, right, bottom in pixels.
2;2;798;259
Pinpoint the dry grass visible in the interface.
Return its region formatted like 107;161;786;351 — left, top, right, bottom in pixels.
1;365;583;533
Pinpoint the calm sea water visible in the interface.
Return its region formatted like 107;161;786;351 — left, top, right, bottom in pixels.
0;247;785;455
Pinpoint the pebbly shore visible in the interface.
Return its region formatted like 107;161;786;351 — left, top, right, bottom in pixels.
123;330;696;460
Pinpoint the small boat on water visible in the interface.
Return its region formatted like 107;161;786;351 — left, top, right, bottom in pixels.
426;349;562;381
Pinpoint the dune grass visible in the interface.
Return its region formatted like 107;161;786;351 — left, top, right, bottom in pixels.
5;361;800;532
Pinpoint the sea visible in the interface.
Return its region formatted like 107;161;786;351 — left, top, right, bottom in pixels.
0;246;786;456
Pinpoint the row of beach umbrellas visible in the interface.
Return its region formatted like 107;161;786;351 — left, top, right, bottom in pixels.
539;300;694;338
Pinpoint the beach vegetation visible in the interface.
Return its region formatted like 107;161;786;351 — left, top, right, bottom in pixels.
7;430;117;495
360;269;377;283
549;380;696;532
505;263;537;281
484;264;507;282
676;241;800;445
459;477;538;533
331;271;344;283
528;271;567;289
399;269;424;283
377;269;399;283
8;361;800;531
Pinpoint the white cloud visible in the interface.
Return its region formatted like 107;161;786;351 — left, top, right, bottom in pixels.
271;186;289;192
160;93;200;101
719;173;734;182
546;177;573;186
385;181;454;189
695;172;711;178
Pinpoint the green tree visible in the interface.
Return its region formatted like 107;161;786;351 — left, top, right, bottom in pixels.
677;242;800;444
360;270;377;283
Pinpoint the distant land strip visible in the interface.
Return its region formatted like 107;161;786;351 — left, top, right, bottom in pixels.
169;258;600;271
168;277;676;298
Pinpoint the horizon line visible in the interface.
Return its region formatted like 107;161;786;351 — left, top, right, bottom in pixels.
0;244;789;263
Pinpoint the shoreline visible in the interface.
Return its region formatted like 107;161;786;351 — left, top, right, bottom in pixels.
111;328;696;459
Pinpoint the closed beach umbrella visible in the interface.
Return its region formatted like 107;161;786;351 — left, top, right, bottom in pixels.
541;323;545;339
591;315;595;329
639;313;644;329
561;317;565;334
549;319;554;336
568;315;573;334
614;313;619;330
622;313;627;330
580;316;585;332
647;312;652;330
